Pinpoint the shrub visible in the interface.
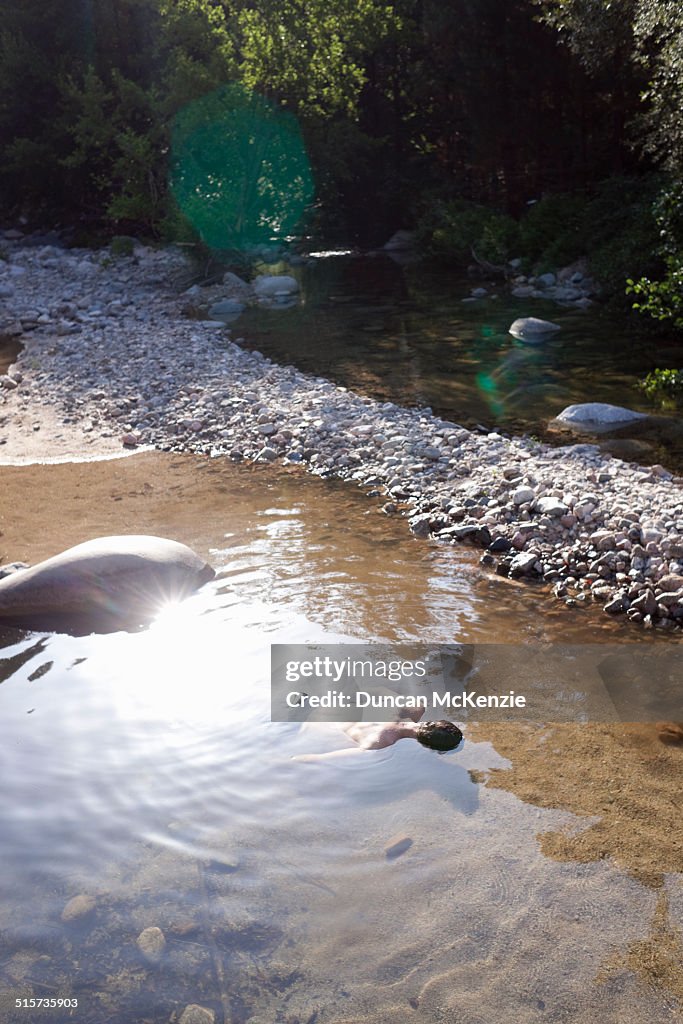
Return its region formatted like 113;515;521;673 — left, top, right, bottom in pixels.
420;199;520;265
627;180;683;327
110;235;136;256
518;193;586;268
637;367;683;407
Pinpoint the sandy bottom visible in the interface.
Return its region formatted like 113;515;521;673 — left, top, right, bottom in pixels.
0;450;242;567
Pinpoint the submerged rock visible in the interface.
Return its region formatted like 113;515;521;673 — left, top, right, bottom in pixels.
136;926;166;964
208;298;245;318
179;1006;216;1024
0;535;215;633
385;834;413;860
61;893;96;923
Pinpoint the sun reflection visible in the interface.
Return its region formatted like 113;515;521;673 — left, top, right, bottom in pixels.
101;594;267;726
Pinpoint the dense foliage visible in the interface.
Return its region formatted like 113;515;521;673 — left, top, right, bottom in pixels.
534;0;683;322
637;367;683;407
0;0;682;325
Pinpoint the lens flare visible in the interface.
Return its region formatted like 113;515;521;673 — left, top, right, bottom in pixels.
170;84;314;252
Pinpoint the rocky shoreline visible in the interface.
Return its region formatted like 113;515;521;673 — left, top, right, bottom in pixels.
1;237;683;629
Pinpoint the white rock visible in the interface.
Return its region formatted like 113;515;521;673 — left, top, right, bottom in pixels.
536;496;569;516
513;486;535;505
555;404;649;431
509;317;561;342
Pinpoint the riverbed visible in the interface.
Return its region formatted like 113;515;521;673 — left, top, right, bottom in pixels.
0;452;681;1023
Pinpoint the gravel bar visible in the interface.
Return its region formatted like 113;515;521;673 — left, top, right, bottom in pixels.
1;238;683;630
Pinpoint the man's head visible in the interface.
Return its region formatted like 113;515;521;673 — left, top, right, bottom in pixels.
415;720;463;752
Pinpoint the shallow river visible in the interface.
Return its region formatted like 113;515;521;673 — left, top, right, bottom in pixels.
0;453;680;1023
236;255;683;469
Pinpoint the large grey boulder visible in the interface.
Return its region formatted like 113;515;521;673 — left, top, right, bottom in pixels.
509;317;561;342
555;403;649;433
253;274;299;298
0;536;215;633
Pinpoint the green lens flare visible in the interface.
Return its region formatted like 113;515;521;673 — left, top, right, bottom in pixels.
475;370;504;417
170;84;314;251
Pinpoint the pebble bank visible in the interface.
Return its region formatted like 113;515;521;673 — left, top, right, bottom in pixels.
1;236;683;629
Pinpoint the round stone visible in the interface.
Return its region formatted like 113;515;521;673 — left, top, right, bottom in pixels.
508;317;561;342
512;486;535;505
179;1006;216;1024
61;894;96;923
136;926;166;963
0;536;215;632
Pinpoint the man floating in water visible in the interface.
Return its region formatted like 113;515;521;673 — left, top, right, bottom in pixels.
295;714;463;762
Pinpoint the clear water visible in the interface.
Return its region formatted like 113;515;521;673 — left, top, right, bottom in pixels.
0;455;680;1023
235;255;683;468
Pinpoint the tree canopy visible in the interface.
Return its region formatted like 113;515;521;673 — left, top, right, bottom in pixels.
1;0;682;323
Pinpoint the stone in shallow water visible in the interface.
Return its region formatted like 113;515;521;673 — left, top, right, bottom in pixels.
208;298;245;317
508;317;561;342
409;516;432;538
253;274;298;297
61;893;96;923
0;561;28;579
385;834;413;860
179;1006;215;1024
555;403;649;431
509;551;539;577
136;926;166;963
0;535;215;633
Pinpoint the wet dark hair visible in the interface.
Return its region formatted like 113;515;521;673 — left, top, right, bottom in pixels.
415;720;463;752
